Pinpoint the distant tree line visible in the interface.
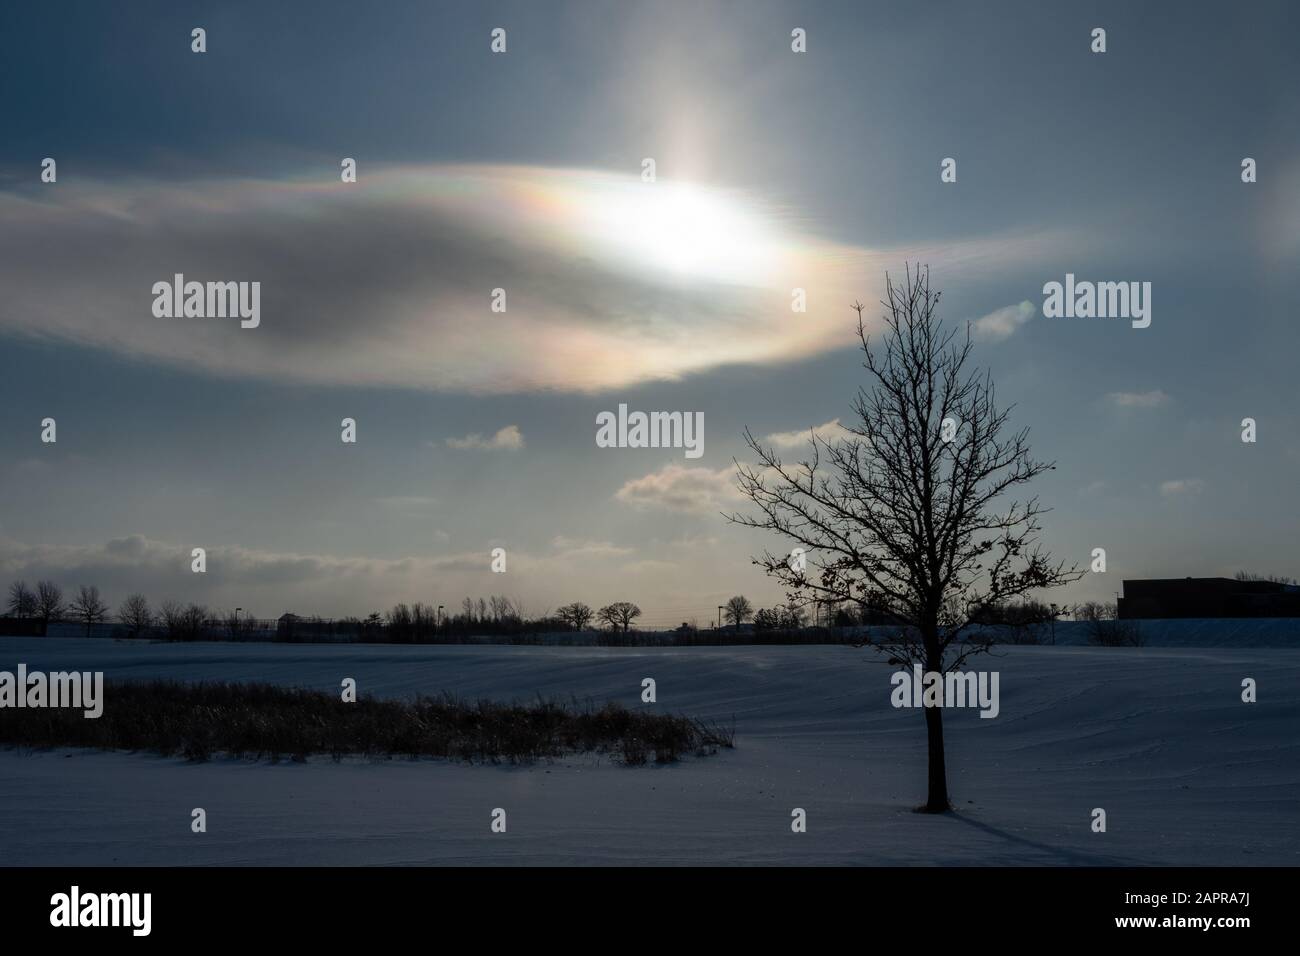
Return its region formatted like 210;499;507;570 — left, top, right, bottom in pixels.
4;579;255;641
1234;569;1297;586
6;577;1112;647
5;580;112;637
1;580;653;644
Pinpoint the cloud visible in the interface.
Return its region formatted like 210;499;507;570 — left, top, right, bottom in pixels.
1107;390;1170;408
665;533;721;549
0;532;475;589
1159;478;1204;497
445;425;524;450
0;531;561;615
970;300;1035;341
763;418;853;449
550;536;634;559
0;164;1079;394
103;534;150;558
614;464;739;514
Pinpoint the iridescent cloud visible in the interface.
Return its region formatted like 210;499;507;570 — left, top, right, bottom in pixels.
0;164;1072;393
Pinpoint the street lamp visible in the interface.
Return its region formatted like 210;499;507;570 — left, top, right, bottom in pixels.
234;607;242;639
437;605;444;634
717;606;724;629
1049;603;1057;645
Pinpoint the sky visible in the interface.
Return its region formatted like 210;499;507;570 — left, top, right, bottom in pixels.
2;0;1298;625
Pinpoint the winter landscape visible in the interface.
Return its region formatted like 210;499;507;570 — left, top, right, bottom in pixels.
2;1;1299;903
3;633;1298;866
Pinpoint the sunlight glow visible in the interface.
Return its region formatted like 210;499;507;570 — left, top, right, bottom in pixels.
573;178;785;285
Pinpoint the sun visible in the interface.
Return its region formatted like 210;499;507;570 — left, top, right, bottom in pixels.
577;177;784;285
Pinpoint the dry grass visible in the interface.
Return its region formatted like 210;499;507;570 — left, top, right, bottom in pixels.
0;679;735;765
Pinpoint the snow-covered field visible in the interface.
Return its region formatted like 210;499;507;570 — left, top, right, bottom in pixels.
2;638;1297;866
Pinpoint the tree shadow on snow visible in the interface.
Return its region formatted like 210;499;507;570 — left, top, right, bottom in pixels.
947;812;1140;866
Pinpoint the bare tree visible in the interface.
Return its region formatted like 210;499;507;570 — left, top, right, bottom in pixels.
723;595;754;628
755;599;810;631
68;585;109;637
159;600;185;640
488;595;513;622
119;593;154;638
180;603;209;641
557;602;595;631
597;601;641;634
780;598;807;629
730;266;1080;812
156;600;208;641
220;607;256;641
1073;601;1106;622
6;580;37;618
411;602;437;640
386;603;414;642
36;580;65;625
1076;601;1143;647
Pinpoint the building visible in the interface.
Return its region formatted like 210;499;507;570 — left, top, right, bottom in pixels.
1118;577;1300;619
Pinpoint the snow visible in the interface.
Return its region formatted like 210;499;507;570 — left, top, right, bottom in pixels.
1;638;1297;865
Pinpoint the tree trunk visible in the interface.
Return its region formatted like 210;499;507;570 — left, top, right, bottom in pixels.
921;632;952;812
922;699;951;812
